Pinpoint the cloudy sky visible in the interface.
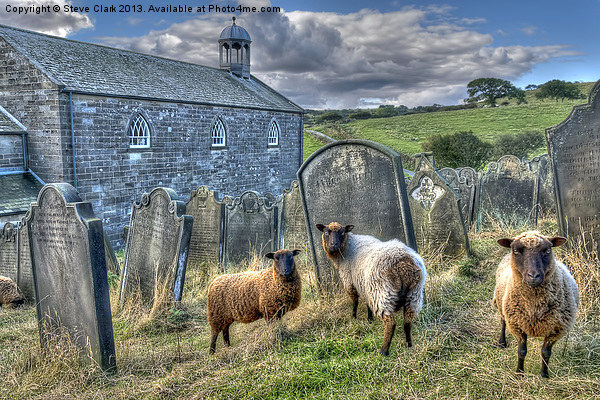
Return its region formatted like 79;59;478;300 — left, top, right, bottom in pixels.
1;0;597;108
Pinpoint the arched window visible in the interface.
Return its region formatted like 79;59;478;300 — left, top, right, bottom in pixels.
211;117;226;148
268;119;279;146
128;113;150;148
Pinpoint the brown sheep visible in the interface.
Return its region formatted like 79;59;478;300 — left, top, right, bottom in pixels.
0;276;24;308
317;222;427;356
207;249;302;354
494;231;579;378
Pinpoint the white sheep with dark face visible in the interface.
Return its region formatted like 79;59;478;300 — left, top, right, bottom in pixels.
0;276;24;308
317;222;427;356
494;231;579;378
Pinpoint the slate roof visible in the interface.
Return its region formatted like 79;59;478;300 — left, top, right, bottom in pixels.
0;106;25;133
0;172;43;218
0;24;302;113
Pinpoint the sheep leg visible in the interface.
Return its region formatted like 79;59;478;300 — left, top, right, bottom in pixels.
209;329;220;355
380;314;396;356
498;319;507;348
367;306;374;323
223;324;231;347
516;332;528;375
540;338;556;378
403;305;415;347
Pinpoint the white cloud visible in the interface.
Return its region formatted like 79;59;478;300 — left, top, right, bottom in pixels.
0;0;92;37
96;7;581;108
520;25;538;35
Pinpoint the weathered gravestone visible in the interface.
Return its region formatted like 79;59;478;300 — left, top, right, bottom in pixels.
438;167;477;226
186;186;226;266
120;188;193;305
262;192;279;208
0;222;18;280
546;81;600;250
223;191;278;265
298;140;416;289
280;180;309;250
26;183;116;371
16;220;34;300
104;232;120;275
409;159;470;256
525;154;556;217
476;155;539;230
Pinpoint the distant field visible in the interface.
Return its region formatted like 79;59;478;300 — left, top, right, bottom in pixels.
303;82;595;161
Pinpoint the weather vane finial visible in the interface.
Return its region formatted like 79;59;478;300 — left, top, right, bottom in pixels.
232;16;236;25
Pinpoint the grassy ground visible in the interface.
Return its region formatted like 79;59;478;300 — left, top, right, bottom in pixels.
1;223;600;399
303;82;596;161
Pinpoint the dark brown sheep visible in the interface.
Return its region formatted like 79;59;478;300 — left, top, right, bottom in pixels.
494;231;579;378
0;276;24;308
207;249;302;354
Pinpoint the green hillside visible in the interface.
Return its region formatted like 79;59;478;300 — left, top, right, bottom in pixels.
303;82;595;161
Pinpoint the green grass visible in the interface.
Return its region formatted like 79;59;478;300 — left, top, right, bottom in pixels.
2;224;600;399
303;82;596;161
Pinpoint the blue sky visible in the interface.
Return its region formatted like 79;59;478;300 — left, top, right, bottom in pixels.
1;0;597;108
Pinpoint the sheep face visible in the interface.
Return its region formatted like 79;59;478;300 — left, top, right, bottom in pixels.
498;231;566;288
265;249;301;278
316;222;354;259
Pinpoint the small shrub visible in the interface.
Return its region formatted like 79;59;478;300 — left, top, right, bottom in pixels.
422;131;492;169
490;131;545;160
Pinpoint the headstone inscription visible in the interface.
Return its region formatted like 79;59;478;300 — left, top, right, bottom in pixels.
408;161;470;256
546;80;600;250
26;183;116;371
0;222;18;280
438;167;477;226
186;186;226;265
120;188;193;305
223;191;278;264
476;155;539;230
298;140;416;289
280;180;309;250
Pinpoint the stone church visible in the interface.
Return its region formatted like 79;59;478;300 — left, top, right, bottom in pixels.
0;20;304;247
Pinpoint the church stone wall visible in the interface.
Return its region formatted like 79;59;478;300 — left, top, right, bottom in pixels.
0;37;67;183
69;93;302;248
0;134;24;171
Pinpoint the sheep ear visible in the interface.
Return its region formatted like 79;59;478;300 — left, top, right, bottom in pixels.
265;252;275;259
292;249;301;256
345;225;354;232
550;236;567;247
497;238;513;248
316;224;326;232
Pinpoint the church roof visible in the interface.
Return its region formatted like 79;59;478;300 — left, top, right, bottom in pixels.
0;172;43;218
0;25;302;113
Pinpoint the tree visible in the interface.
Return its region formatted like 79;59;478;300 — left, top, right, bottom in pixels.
534;80;581;102
422;131;492;169
466;78;523;107
316;111;343;123
491;131;545;160
349;110;372;119
375;106;398;118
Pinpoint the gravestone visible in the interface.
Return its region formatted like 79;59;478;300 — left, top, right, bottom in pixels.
16;220;34;301
414;152;437;172
104;232;120;275
477;155;539;230
280;180;309;250
26;183;116;371
298;140;416;289
525;154;556;217
546;81;600;250
0;222;18;280
409;161;470;256
262;192;279;208
438;167;477;226
223;191;278;264
186;186;226;266
120;187;193;305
